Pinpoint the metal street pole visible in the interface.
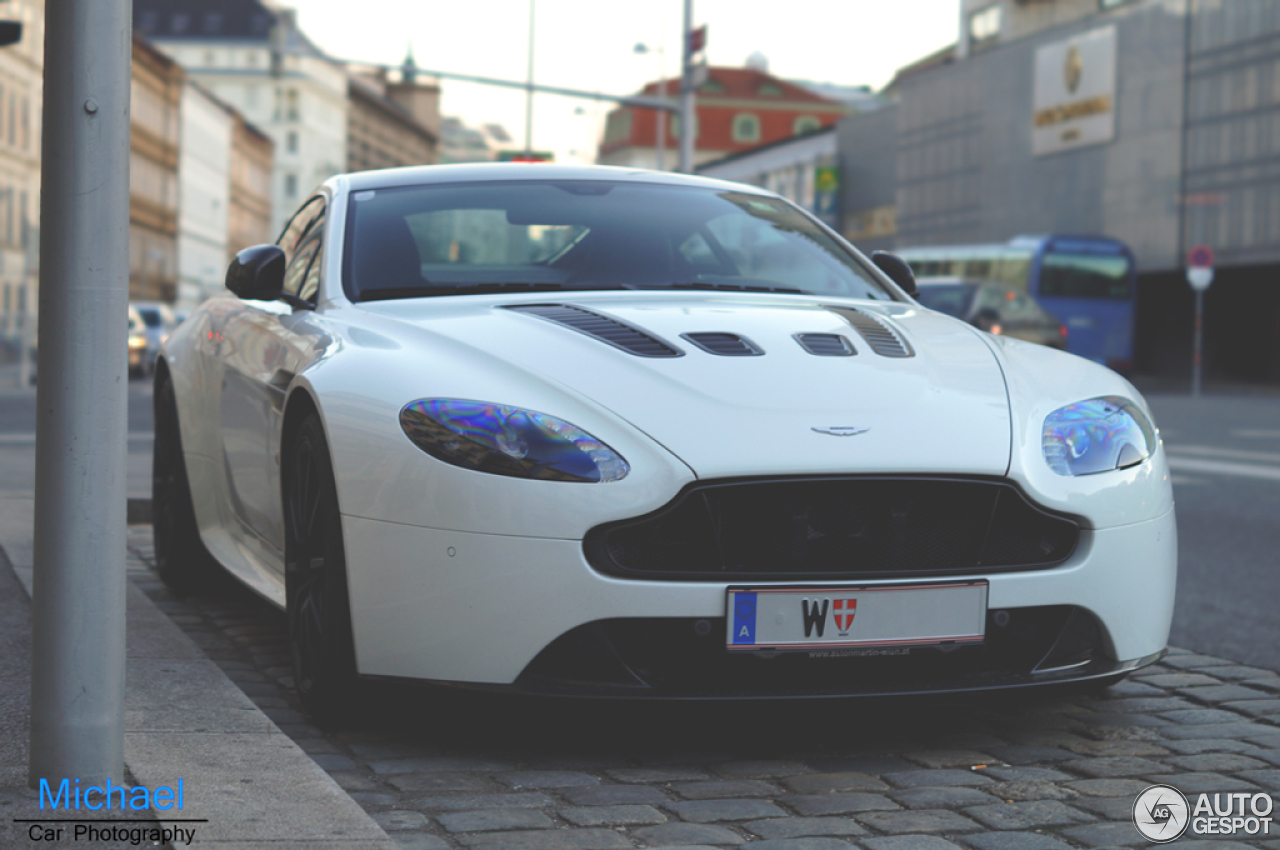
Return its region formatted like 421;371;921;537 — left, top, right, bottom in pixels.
524;0;535;156
30;0;131;786
678;0;694;173
1191;288;1204;397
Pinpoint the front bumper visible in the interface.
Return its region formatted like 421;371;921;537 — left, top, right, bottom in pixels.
343;507;1175;696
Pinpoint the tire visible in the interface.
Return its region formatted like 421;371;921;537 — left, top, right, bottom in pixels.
285;412;359;721
153;374;222;592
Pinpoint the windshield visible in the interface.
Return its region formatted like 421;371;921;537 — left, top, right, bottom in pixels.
137;308;162;328
342;181;891;302
1039;252;1132;300
914;283;976;318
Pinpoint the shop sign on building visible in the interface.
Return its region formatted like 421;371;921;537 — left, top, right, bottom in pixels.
1032;25;1116;156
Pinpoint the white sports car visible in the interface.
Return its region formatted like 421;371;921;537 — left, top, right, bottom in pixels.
154;164;1176;717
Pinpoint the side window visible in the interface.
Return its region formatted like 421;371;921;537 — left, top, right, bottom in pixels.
275;195;325;266
282;238;320;300
298;233;324;302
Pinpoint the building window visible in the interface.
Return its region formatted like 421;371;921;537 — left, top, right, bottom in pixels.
758;83;784;97
732;113;761;144
793;116;822;136
969;4;1001;44
286;89;300;121
171;13;190;34
286;131;298;153
698;80;725;94
1099;0;1136;7
284;173;298;197
203;13;222;33
204;50;216;66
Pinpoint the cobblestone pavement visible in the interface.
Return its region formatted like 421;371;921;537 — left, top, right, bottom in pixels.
127;529;1280;850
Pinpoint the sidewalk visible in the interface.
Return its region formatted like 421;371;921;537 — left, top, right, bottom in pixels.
0;495;396;849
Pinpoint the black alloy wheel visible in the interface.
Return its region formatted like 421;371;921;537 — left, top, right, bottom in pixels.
285;412;359;721
153;374;221;592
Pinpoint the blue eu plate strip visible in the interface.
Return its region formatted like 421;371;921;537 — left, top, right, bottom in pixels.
731;592;757;645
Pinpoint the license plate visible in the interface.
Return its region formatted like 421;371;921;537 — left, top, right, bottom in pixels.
726;581;987;652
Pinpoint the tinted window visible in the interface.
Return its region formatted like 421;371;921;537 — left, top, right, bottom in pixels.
1039;252;1132;299
343;181;890;302
276;195;325;267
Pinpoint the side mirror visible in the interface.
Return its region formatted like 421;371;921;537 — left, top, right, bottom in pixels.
871;251;918;297
227;244;286;301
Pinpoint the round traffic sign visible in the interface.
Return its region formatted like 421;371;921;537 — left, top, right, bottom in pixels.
1188;244;1214;268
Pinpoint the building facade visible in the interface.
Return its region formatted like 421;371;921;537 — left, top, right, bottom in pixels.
177;81;232;310
228;111;274;259
135;0;349;234
346;64;439;173
696;127;840;227
0;0;43;370
839;0;1280;382
131;35;183;303
597;65;846;170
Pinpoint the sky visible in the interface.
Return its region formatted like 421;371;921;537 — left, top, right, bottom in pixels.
291;0;962;164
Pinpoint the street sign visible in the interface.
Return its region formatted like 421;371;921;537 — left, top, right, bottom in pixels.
1185;245;1214;396
497;150;554;162
1187;266;1214;291
1186;244;1214;292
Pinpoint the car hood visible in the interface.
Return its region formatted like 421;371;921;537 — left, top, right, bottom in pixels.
362;294;1012;479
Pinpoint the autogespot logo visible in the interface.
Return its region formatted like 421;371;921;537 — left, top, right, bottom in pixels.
1134;785;1276;842
1133;785;1190;843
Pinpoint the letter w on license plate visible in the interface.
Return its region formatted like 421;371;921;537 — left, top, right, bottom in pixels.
726;582;987;651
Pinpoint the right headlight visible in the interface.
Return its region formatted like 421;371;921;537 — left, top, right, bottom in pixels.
1042;396;1156;476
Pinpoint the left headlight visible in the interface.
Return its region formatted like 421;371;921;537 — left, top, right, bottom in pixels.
400;399;630;483
1042;396;1156;476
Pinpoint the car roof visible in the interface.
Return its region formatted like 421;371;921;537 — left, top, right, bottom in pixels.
335;162;775;196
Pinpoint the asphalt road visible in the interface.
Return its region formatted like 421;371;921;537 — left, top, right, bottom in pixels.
1145;392;1280;671
0;370;1276;670
0;371;154;498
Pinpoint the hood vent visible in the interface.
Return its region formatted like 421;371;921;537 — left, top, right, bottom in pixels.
826;307;914;358
506;304;683;358
681;332;763;356
795;333;856;357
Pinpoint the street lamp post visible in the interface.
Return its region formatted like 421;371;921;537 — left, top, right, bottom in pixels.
679;0;695;174
524;0;535;156
634;42;666;171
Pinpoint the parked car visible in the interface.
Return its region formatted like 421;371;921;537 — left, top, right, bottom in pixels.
915;276;1069;350
130;301;177;375
127;305;150;377
153;164;1175;718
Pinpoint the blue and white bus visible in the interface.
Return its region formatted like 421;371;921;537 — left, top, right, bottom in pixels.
897;235;1137;372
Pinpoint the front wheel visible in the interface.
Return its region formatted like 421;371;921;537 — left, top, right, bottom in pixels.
285;412;359;721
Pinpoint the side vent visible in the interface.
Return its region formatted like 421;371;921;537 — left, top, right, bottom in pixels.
681;332;763;356
505;304;683;357
795;333;855;357
826;307;914;357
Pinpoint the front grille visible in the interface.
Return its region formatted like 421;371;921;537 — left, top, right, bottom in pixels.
506;303;682;357
585;478;1079;581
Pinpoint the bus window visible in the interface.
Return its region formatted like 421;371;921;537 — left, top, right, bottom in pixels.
1039;253;1132;299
